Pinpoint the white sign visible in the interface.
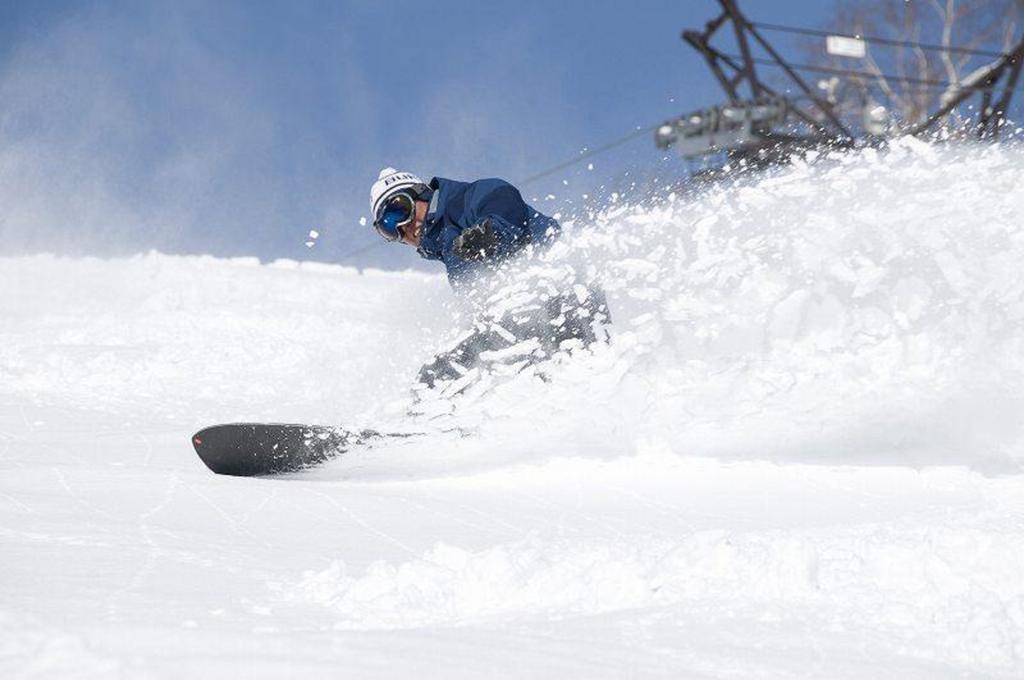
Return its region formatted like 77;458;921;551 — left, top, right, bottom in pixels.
826;35;866;58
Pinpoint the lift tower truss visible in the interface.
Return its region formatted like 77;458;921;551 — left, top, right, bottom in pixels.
658;0;1024;161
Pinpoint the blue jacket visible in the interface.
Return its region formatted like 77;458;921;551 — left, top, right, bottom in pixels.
417;177;560;288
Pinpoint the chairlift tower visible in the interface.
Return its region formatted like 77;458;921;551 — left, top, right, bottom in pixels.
657;0;1024;164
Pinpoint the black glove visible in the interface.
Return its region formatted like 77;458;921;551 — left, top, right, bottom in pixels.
453;219;498;261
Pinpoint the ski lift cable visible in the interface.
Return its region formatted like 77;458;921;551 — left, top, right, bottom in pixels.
751;21;1009;59
730;53;1024;93
335;238;386;262
336;122;662;262
518;124;661;186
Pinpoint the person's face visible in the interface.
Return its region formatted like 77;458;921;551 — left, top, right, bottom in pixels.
397;199;428;247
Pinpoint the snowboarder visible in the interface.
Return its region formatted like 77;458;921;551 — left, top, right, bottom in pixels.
369;167;609;388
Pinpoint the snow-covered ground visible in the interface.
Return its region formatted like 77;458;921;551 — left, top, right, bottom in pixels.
3;140;1024;678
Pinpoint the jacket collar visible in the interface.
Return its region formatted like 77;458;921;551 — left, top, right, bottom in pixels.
425;177;450;221
416;177;448;259
426;187;439;218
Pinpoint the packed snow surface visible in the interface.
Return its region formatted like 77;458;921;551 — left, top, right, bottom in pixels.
4;140;1024;678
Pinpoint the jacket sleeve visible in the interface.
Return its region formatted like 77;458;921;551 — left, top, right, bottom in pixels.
464;179;531;259
442;245;475;289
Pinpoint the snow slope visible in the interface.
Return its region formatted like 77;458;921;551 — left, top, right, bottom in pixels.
3;139;1024;678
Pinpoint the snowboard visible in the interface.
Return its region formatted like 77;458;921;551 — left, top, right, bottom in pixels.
191;423;386;477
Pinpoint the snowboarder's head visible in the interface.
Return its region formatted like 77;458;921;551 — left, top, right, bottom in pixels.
370;167;430;247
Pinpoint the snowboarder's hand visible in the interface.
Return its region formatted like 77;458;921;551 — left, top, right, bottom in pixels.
453;219;497;261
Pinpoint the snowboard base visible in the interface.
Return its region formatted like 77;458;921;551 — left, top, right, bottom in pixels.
191;423;381;476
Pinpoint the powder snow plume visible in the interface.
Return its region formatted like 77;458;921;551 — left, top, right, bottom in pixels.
368;138;1024;476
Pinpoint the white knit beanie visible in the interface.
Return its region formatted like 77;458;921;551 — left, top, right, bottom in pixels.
370;167;425;218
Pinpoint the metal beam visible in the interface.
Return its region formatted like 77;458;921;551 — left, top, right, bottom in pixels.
719;0;762;99
984;38;1024;137
908;38;1024;137
684;29;742;103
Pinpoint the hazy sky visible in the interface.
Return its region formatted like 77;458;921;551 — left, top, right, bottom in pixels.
0;1;837;270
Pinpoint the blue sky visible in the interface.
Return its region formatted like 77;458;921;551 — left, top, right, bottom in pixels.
0;1;837;270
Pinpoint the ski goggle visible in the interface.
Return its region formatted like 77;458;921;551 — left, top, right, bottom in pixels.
373;191;416;242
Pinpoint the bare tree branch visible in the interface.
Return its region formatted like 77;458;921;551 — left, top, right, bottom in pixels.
932;0;960;87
